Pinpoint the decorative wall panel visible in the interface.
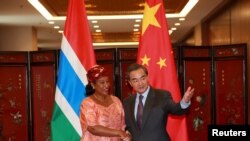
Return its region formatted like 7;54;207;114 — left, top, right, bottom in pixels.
215;60;245;124
182;47;212;141
181;44;247;141
0;52;29;141
117;48;137;100
214;44;247;124
185;61;211;141
30;51;57;141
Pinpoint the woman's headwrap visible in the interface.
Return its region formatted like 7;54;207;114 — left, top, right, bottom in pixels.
87;65;108;83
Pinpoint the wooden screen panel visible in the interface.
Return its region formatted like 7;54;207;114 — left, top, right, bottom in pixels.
184;61;211;141
30;51;56;63
0;53;27;63
214;46;244;57
31;65;56;141
120;62;134;100
30;51;57;141
183;47;210;58
0;66;29;141
99;63;115;95
215;60;245;124
172;46;179;73
117;48;137;100
95;49;115;61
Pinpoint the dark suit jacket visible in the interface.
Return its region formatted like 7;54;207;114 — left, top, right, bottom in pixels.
123;87;188;141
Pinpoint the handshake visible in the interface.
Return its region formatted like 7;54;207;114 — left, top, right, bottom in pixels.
120;130;131;141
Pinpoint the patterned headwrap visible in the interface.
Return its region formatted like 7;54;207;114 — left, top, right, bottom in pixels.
87;65;108;83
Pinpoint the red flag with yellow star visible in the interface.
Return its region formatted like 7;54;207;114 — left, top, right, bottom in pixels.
137;0;188;141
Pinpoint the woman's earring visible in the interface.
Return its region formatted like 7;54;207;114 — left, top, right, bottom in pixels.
91;84;95;89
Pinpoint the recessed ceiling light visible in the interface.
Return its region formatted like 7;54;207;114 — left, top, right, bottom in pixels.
58;30;63;33
133;29;139;32
54;26;60;29
135;19;141;22
95;29;101;32
93;25;99;28
91;20;98;23
175;23;181;26
134;24;140;27
171;27;177;30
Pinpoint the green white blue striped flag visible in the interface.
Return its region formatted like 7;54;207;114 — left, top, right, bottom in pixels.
51;0;96;140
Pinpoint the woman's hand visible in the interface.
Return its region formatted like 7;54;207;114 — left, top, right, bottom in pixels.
121;130;131;141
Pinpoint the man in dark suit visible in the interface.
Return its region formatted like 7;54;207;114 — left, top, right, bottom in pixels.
123;63;194;141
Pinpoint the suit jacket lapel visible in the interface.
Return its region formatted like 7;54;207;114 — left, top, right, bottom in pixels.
129;95;139;130
141;87;155;129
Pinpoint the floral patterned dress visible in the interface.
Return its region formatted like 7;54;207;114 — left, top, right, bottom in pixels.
80;95;125;141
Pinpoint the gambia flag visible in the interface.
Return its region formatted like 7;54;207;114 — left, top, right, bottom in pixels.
51;0;96;140
137;0;189;141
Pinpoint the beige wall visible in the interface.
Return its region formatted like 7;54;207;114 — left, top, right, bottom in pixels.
208;0;250;45
0;26;37;51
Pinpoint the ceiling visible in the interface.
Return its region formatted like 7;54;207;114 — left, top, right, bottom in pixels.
0;0;228;49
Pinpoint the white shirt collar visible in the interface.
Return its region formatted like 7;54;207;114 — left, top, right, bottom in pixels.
136;86;150;102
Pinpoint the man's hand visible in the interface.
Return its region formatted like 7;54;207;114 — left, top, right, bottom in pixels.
183;86;195;103
122;130;132;141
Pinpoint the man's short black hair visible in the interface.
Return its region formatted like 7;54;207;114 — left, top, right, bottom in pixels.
126;63;148;80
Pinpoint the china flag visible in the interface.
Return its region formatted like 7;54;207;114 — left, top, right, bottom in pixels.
137;0;188;141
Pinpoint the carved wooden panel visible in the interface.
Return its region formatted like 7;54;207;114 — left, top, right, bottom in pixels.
0;52;29;141
182;46;212;141
30;51;57;141
117;48;137;100
181;44;247;141
215;60;245;124
184;61;211;141
214;44;247;124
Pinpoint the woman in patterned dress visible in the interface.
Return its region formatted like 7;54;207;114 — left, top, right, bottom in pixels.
80;65;131;141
